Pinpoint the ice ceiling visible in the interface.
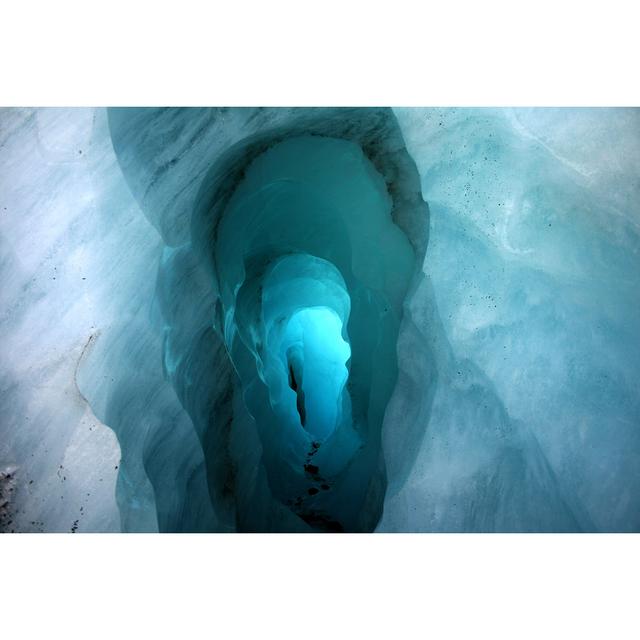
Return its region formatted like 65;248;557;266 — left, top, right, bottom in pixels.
1;107;639;532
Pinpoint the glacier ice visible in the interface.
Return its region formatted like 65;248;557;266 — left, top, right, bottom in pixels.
0;107;638;532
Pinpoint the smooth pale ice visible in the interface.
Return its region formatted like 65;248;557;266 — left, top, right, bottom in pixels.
1;107;638;532
381;108;640;532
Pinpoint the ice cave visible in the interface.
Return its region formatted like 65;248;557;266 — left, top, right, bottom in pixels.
1;107;639;532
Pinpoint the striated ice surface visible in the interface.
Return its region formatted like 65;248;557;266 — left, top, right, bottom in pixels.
1;109;130;532
1;107;638;532
379;108;640;532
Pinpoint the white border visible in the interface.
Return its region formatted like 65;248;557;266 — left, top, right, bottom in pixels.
1;0;638;105
3;534;638;639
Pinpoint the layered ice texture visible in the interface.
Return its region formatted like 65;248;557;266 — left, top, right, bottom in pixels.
1;107;638;532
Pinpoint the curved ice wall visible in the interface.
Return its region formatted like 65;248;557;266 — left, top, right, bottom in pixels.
3;107;638;532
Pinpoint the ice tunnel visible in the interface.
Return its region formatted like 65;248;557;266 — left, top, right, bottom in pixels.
87;108;433;532
195;135;415;530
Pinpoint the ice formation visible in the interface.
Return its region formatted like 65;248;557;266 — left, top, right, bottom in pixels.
1;107;638;532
